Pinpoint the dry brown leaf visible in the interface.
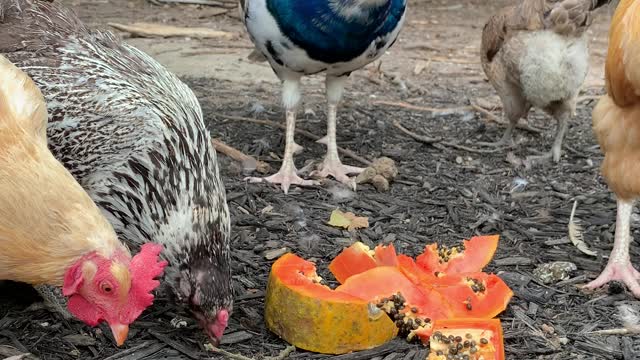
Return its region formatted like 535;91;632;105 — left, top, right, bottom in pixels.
328;209;369;231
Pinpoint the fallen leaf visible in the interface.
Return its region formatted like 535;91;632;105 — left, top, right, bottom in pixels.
328;209;369;231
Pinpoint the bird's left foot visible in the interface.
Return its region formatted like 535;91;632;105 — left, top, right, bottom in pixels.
584;260;640;298
311;158;364;189
524;148;562;167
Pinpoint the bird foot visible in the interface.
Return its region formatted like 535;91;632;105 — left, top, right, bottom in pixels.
311;158;364;189
523;148;562;168
246;168;318;194
584;260;640;298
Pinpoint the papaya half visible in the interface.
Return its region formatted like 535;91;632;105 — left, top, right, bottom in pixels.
264;253;397;354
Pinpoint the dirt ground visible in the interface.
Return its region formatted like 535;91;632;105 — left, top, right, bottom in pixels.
1;0;637;359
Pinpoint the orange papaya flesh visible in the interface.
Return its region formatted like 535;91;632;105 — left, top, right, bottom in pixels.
416;235;500;275
374;243;399;267
396;254;439;284
335;266;453;341
431;273;514;319
329;242;398;283
424;318;505;360
264;253;398;354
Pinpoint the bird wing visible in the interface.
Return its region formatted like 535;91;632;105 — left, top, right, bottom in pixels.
480;3;542;69
264;0;405;64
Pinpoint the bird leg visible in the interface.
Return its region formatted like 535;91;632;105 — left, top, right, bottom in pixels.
524;110;569;164
246;110;318;193
585;199;640;297
246;79;318;194
476;119;516;147
311;76;364;188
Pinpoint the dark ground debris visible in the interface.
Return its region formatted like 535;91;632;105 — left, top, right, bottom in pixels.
2;0;639;359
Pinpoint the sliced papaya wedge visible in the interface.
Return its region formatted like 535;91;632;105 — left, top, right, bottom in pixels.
431;273;513;318
329;242;397;283
264;253;397;354
416;235;499;275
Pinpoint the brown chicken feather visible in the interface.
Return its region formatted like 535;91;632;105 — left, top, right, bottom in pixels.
480;0;609;162
586;0;640;298
593;0;640;199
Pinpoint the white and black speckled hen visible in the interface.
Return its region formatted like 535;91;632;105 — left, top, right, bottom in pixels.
0;0;233;344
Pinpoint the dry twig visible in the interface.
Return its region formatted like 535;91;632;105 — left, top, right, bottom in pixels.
392;119;441;143
373;100;472;116
108;22;234;39
212;139;271;174
211;113;372;166
207;346;255;360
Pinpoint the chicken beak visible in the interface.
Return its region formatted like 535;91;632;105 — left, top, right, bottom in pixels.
109;323;129;346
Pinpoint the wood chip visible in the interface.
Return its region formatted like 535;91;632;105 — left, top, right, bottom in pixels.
264;248;288;260
62;334;96;347
219;331;253;345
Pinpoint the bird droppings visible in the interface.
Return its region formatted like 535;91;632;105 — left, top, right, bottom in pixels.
1;1;635;359
356;157;398;192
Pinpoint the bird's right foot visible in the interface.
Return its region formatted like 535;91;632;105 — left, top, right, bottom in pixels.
246;168;318;194
584;260;640;298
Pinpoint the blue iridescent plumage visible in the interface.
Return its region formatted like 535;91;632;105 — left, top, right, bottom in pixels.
265;0;405;63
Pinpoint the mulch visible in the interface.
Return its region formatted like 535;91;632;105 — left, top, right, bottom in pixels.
2;1;638;359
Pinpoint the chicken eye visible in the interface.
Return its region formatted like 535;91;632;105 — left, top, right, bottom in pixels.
100;282;113;294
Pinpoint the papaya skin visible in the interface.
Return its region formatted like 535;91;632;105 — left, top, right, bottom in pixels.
264;254;398;354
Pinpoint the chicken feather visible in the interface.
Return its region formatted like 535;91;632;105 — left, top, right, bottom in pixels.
586;0;640;297
0;54;121;285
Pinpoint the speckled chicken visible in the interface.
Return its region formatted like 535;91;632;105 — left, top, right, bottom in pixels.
0;54;166;346
480;0;610;162
240;0;407;193
0;0;232;344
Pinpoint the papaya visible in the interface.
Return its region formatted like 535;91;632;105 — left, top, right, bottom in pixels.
330;235;499;284
329;242;397;283
265;235;511;354
264;253;397;354
416;235;500;275
424;318;505;359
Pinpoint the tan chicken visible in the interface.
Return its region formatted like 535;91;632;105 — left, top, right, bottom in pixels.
587;0;640;296
480;0;610;162
0;55;166;345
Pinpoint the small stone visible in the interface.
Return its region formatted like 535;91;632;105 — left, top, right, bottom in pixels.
264;247;288;260
455;156;463;164
533;261;577;284
170;317;188;329
541;323;555;334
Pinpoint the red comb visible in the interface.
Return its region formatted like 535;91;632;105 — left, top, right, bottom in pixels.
123;243;168;323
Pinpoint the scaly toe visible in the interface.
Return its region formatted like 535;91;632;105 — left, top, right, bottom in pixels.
245;171;318;194
311;161;364;188
585;261;640;298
